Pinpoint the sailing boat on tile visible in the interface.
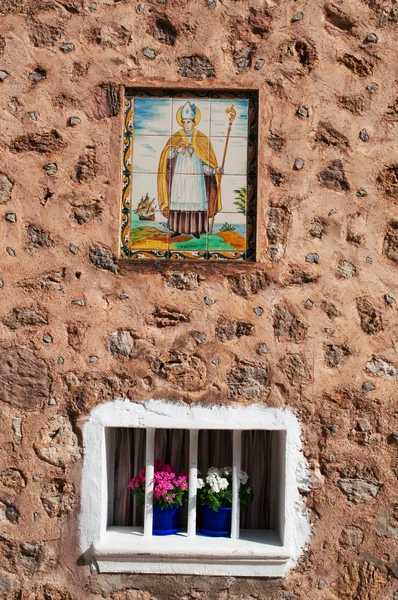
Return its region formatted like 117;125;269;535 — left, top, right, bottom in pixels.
134;193;157;221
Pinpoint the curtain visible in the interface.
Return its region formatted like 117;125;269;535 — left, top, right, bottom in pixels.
111;428;272;529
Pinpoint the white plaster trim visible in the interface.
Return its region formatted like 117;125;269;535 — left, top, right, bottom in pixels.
80;399;311;577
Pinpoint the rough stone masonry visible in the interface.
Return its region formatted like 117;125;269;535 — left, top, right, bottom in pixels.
0;0;398;599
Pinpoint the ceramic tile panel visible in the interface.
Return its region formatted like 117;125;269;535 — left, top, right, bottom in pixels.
172;98;210;138
132;136;171;174
218;175;247;213
208;213;247;253
133;97;172;136
210;99;249;138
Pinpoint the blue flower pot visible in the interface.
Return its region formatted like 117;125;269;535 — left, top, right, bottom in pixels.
152;505;181;535
199;505;232;537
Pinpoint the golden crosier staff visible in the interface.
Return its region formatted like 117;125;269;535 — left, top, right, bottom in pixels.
210;104;237;235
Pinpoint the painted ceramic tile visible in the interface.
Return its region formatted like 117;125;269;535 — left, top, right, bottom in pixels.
208;213;246;252
132;136;171;174
211;137;248;175
218;175;247;213
210;99;249;137
130;175;169;250
172;98;210;137
133;98;172;136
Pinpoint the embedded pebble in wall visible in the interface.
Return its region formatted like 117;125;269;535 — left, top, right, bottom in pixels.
204;297;215;305
136;3;145;12
254;59;265;70
324;328;334;334
367;83;378;93
257;344;268;354
42;334;53;344
33;512;39;522
0;279;4;288
143;48;157;59
366;257;373;264
212;358;220;366
206;0;216;7
253;307;263;316
68;117;81;127
359;129;369;142
304;299;313;309
1;533;9;540
329;208;337;215
28;68;46;83
390;432;398;443
0;71;8;82
297;105;309;118
192;332;206;344
384;294;395;305
306;253;319;264
294;158;305;170
6;247;15;256
356;418;370;432
292;11;303;21
44;163;57;176
365;33;378;43
57;356;64;364
5;213;16;222
362;381;375;392
71;299;85;306
69;244;78;254
328;425;339;436
89;356;99;363
12;418;22;445
32;475;40;482
27;112;37;121
48;398;57;405
120;293;129;300
357;189;367;197
89;2;96;10
60;43;75;53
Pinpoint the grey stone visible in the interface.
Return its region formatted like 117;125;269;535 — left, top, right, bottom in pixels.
119;293;129;300
366;256;373;264
297;105;309;118
328;424;339;436
329;208;337;215
192;332;206;344
294;158;305;170
339;526;364;548
376;505;398;540
40;479;77;518
304;299;313;308
233;47;253;72
357;188;368;197
5;213;16;222
0;71;8;82
227;362;270;399
27;111;37;121
0;279;4;288
136;3;145;12
28;68;46;83
254;59;265;70
69;244;78;254
68;116;81;126
42;334;53;344
212;358;220;366
89;355;98;363
292;11;303;21
89;248;118;274
318;581;325;590
178;55;215;79
357;418;370;432
257;343;268;354
367;83;379;93
366;357;398;380
0;173;14;204
48;398;56;405
362;381;375;392
338;478;381;503
57;356;64;365
206;0;216;7
71;299;85;306
306;253;319;264
60;42;74;52
359;128;369;142
337;260;357;279
89;2;96;10
44;163;57;176
142;47;156;59
390;432;398;443
6;247;15;256
204;297;214;305
12;418;22;445
108;330;135;358
34;416;80;467
0;347;50;410
366;33;378;43
253;307;263;317
324;328;335;334
384;294;395;304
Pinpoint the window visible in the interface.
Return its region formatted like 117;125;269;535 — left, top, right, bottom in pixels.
120;89;257;261
80;401;310;577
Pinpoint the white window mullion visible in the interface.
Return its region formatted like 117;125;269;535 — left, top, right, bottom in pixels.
231;429;241;539
144;428;155;537
187;429;198;537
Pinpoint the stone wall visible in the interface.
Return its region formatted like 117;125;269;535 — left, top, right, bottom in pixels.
0;0;398;598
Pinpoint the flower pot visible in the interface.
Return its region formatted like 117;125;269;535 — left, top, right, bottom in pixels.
152;505;181;535
199;505;232;537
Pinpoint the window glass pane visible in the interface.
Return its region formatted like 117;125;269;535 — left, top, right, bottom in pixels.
240;430;273;530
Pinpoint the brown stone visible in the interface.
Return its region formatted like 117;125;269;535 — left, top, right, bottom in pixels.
325;344;351;368
0;347;50;409
216;319;254;342
273;305;308;342
266;206;291;261
338;94;366;115
365;0;398;25
268;166;286;187
0;469;26;493
89;25;132;47
376;503;398;540
383;220;398;262
71;199;103;224
325;4;355;30
75;146;97;183
0;36;5;55
26;224;52;248
163;271;200;290
338;463;382;504
315;122;350;148
339;526;364;549
321;300;340;320
376;164;398;201
0;173;14;204
227;361;270;399
149;17;177;46
34;416;80;467
40;479;77;518
178;56;215;79
150;307;190;328
337;559;388;600
67;323;88;351
153;352;207;391
14;542;57;573
279;38;317;74
28;18;64;47
285;265;319;286
3;307;48;330
339;53;374;77
94;83;121;119
19;268;66;292
278;353;311;385
64;372;137;414
356;298;384;334
318;160;350;191
11;130;66;153
267;132;285;152
227;271;269;298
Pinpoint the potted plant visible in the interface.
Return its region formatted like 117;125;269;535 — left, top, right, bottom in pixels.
197;467;253;537
127;459;188;535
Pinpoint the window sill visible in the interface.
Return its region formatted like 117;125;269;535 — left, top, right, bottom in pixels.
93;527;291;576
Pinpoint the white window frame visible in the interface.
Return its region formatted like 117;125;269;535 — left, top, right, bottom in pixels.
80;400;310;577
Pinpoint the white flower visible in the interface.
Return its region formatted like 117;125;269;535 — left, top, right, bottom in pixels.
196;478;205;489
240;471;249;485
221;466;231;476
206;471;229;494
